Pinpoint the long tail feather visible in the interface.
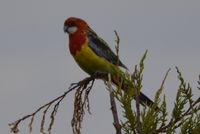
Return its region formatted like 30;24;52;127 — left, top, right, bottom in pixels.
110;73;155;108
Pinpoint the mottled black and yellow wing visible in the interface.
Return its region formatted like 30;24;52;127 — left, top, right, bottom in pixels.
86;27;128;70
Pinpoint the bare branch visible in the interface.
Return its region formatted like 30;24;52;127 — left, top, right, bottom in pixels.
114;30;120;66
9;86;75;133
9;72;107;134
107;73;122;134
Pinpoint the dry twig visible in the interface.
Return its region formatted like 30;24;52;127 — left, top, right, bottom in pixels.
9;72;107;134
107;73;122;134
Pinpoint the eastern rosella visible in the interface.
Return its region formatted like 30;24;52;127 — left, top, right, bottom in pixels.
64;17;154;106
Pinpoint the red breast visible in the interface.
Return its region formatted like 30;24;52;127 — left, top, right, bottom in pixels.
69;33;87;56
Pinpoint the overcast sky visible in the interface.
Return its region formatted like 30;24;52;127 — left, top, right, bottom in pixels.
0;0;200;134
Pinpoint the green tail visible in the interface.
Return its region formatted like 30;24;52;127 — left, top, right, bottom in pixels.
111;70;155;107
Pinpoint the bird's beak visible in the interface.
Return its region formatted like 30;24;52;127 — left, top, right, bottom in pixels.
63;25;68;33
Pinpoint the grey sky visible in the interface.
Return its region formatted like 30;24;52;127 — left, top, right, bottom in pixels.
0;0;200;134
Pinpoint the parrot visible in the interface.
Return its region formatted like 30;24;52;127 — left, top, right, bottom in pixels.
63;17;154;107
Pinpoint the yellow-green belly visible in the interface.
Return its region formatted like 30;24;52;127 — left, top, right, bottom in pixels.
73;44;120;75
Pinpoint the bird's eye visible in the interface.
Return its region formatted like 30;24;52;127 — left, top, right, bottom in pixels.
69;21;76;26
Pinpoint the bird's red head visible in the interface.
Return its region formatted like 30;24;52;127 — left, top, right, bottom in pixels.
64;17;89;55
64;17;88;35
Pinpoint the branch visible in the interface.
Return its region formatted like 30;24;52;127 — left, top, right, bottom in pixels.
107;30;122;134
9;72;107;134
132;66;142;134
107;73;122;134
9;85;76;134
154;97;200;133
114;30;120;67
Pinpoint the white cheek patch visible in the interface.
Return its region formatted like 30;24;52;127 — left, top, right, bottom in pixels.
67;26;78;34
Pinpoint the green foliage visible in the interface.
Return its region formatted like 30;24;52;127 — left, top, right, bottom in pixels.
113;51;200;134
